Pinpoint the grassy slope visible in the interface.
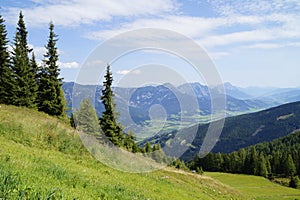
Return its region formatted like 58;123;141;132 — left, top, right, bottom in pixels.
207;172;300;200
0;105;240;199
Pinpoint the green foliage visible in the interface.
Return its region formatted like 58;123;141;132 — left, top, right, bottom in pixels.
171;158;188;170
285;154;297;177
37;22;66;116
189;131;300;189
73;98;101;137
99;65;140;153
10;12;38;108
196;166;204;175
144;141;152;153
99;64;125;146
289;176;300;189
0;15;14;105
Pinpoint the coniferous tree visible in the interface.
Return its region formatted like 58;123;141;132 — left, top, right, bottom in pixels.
244;147;259;175
285;154;296;177
73;98;100;136
99;64;125;146
258;152;268;177
124;130;139;152
0;15;14;104
37;22;66;116
145;141;152;153
10;12;37;108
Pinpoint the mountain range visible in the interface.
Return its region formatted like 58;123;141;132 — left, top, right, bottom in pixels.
63;82;300;128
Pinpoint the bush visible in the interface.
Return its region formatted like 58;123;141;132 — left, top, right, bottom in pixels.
289;176;299;189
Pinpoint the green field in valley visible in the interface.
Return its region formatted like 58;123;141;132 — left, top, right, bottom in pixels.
207;172;300;200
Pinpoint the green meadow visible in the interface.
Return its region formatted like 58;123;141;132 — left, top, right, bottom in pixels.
0;105;240;199
0;105;299;199
207;172;300;200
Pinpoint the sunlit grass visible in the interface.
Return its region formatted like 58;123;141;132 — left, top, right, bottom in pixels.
0;105;240;199
207;172;300;200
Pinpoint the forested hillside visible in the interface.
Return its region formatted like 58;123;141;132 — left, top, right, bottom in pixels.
189;131;300;188
146;101;300;160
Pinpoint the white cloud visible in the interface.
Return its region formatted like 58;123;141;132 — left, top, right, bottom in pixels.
245;43;283;49
2;0;177;27
28;44;46;58
208;51;231;59
243;42;300;49
116;70;130;75
209;0;300;16
58;61;80;69
86;12;300;49
86;15;227;40
131;69;141;75
116;69;141;75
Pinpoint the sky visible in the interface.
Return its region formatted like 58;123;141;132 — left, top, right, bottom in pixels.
1;0;300;88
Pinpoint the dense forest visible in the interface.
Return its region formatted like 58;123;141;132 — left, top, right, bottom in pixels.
189;131;300;188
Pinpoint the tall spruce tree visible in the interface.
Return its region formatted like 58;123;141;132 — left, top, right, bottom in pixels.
0;15;14;104
10;12;37;108
285;154;296;177
99;64;125;146
37;22;66;116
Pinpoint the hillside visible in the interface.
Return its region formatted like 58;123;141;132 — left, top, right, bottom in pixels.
145;101;300;160
0;105;240;199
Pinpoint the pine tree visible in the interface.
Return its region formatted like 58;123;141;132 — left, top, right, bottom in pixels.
0;15;14;104
10;12;37;108
145;141;152;153
73;98;100;136
99;64;125;146
244;147;259;175
285;154;296;177
258;152;268;177
37;22;66;116
124;130;139;152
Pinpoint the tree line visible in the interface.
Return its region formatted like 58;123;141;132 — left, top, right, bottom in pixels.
0;12;66;116
188;131;300;188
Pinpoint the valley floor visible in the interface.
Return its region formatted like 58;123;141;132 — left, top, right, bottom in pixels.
207;172;300;200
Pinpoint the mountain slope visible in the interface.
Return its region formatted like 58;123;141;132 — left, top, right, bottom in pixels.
0;105;240;199
146;101;300;160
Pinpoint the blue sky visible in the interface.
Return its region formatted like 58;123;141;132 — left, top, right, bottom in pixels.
1;0;300;87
